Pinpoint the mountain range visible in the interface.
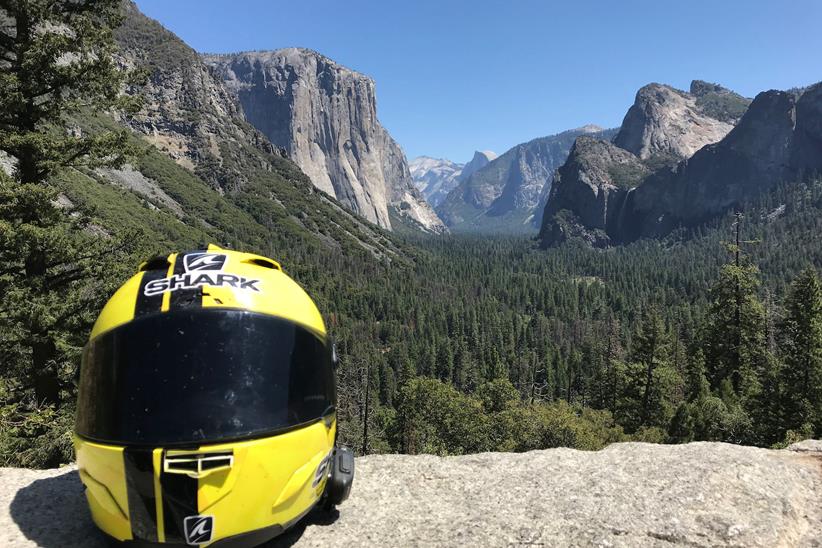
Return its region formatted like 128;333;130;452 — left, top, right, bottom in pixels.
204;49;445;234
435;126;616;233
72;1;414;265
539;80;822;247
410;150;497;207
61;2;822;253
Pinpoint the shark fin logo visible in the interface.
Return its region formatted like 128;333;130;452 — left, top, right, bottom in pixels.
183;253;227;272
183;515;214;545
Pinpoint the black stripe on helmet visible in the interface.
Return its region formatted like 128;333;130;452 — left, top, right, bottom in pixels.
160;451;199;543
169;252;204;310
123;447;158;542
134;268;167;318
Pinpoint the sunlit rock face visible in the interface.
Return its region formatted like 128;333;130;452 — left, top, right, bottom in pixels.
206;49;446;233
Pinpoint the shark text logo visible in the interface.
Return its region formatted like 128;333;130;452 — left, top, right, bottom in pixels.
143;252;262;297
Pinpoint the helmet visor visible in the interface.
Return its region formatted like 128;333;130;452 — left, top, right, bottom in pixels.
75;309;335;446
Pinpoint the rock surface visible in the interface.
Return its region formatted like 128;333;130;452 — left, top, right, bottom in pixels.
540;136;649;247
108;3;401;258
438;127;610;233
2;441;820;547
205;49;446;233
115;3;275;188
613;83;737;162
459;150;497;181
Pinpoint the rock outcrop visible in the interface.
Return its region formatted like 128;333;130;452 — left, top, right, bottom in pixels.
106;3;401;258
537;81;822;248
621;83;822;240
205;49;446;233
438;126;610;233
540;136;650;247
410;156;464;208
689;80;752;124
2;441;820;547
115;2;277;189
613;83;740;163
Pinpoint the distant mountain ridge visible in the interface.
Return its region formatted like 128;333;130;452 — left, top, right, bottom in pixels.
410;150;497;207
204;49;446;234
410;156;464;207
460;150;497;181
437;126;614;233
539;79;822;247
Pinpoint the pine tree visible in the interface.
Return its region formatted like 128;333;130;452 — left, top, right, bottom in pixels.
684;349;710;403
618;309;674;431
779;268;822;436
0;0;136;184
703;262;768;401
435;343;454;382
0;0;141;467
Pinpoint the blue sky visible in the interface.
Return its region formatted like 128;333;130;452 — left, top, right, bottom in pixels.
135;0;822;163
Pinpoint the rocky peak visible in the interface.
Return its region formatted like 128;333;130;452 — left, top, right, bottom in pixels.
689;79;731;97
114;2;268;189
205;49;446;233
613;83;736;162
689;79;752;124
627;86;815;234
541;81;822;247
575;124;605;134
459;150;497;182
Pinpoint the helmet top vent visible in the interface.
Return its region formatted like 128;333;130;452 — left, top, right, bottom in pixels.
244;258;281;271
139;256;171;272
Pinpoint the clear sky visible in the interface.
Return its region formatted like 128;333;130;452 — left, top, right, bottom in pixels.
134;0;822;163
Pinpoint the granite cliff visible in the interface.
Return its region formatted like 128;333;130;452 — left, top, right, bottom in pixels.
205;49;446;233
102;3;401;259
613;82;746;164
537;80;805;248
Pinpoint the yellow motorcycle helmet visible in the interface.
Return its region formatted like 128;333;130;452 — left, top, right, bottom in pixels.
74;245;353;547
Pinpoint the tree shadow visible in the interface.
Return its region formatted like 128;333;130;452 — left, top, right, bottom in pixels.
10;468;108;548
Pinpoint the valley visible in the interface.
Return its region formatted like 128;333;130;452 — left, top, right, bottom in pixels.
1;0;821;473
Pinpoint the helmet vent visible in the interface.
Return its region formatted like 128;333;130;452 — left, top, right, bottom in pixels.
244;258;281;270
139;256;171;272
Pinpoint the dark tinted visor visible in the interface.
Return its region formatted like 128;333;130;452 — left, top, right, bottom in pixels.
75;308;335;446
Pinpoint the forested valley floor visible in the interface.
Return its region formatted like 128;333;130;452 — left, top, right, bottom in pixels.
4;171;822;467
327;178;822;455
